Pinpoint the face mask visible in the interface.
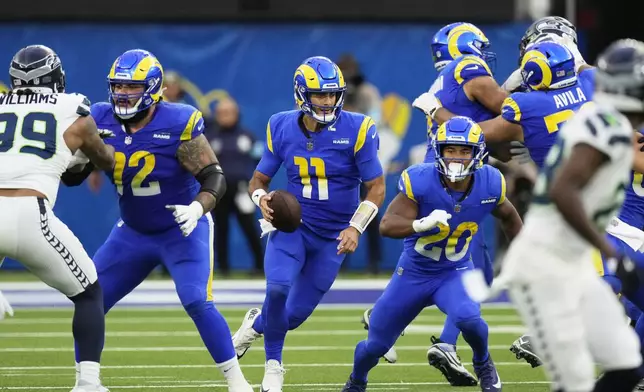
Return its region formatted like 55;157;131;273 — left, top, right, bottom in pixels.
446;162;468;182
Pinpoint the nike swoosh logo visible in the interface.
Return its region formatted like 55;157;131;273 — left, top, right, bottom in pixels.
371;131;376;139
464;65;479;71
493;370;501;388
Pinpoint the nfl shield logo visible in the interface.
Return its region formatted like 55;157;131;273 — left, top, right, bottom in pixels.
454;204;461;213
306;140;314;151
125;136;132;145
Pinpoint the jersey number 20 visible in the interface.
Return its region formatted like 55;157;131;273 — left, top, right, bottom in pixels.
113;151;161;197
294;156;328;200
415;221;479;262
0;112;57;159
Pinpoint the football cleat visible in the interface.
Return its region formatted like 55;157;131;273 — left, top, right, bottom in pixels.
361;308;398;363
427;336;477;387
341;376;367;392
260;359;285;392
232;308;263;359
510;334;543;368
473;356;502;392
635;378;644;390
70;380;109;392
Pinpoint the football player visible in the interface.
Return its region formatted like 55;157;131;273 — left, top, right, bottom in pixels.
231;56;385;392
342;117;522;392
500;39;644;392
70;49;254;392
0;45;115;392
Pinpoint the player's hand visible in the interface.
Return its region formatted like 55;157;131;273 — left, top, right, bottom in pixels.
98;129;115;139
0;290;14;321
412;209;451;233
412;92;441;119
337;226;360;255
166;201;204;237
259;192;275;222
67;149;89;170
502;68;524;93
509;141;534;164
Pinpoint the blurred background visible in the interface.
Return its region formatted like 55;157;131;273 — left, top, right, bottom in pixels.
1;0;643;276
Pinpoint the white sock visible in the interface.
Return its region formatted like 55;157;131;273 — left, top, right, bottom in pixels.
216;357;247;386
75;362;80;384
78;361;101;386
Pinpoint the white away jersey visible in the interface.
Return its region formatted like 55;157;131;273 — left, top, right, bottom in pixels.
523;103;633;256
0;92;90;206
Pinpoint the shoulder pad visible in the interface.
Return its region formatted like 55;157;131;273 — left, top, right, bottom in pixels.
454;56;492;85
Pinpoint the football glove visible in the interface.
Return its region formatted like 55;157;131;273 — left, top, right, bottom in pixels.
510;141;534;165
259;218;276;238
98;129;115;139
413;209;451;233
67;150;89;169
412;92;441;119
0;290;14;321
502;68;524;93
166;201;204;237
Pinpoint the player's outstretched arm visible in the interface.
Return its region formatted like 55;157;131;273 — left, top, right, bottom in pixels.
64;115;115;172
379;193;419;239
463;76;508;115
549;143;617;257
491;199;522;241
177;134;226;214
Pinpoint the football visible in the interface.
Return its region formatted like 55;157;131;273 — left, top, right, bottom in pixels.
268;190;301;233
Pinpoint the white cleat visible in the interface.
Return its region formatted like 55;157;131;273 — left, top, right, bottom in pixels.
70;380;109;392
427;338;477;387
232;308;263;359
260;359;285;392
361;308;398;363
229;380;255;392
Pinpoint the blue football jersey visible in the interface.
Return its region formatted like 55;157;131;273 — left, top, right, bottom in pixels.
92;101;205;233
425;55;497;163
501;69;595;168
618;173;644;230
256;110;383;239
397;163;506;273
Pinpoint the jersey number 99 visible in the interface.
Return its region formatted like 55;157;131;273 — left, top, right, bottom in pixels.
414;221;478;262
113;151;161;197
0;112;57;159
294;156;328;200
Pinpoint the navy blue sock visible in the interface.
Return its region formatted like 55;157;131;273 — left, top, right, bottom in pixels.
351;340;380;383
71;281;105;363
458;317;489;363
263;283;290;362
185;300;236;363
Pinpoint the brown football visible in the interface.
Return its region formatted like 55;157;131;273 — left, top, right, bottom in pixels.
268;190;301;233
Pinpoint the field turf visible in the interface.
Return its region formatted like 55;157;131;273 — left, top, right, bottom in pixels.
0;306;550;391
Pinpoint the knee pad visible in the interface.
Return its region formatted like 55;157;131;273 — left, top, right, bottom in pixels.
69;280;102;303
184;298;214;318
451;302;482;327
603;275;623;295
266;283;290;302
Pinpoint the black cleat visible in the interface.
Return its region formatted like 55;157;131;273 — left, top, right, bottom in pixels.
510;334;543;368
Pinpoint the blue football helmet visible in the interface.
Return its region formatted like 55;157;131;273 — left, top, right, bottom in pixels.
595;39;644;113
431;22;461;71
294;56;346;124
433;116;486;182
521;41;577;91
107;49;164;120
431;23;496;73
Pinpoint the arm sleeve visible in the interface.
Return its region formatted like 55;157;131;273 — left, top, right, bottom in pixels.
354;116;384;182
255;117;283;178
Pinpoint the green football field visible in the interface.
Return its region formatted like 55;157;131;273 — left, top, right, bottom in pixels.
0;306;550;391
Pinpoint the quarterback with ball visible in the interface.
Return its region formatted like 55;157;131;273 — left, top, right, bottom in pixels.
233;56;385;392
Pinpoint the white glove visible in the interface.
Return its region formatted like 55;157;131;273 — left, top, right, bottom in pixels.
462;268;509;303
509;141;534;165
502;68;524;92
412;209;451;233
550;34;587;70
259;218;277;238
67;149;90;170
412;92;441;119
98;129;115;139
166;201;204;237
0;290;14;321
